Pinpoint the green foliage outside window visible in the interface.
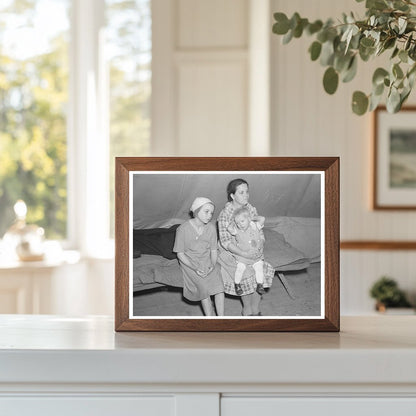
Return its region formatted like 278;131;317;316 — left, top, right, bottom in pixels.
0;1;69;238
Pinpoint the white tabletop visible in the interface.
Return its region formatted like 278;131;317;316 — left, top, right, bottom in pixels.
0;315;415;386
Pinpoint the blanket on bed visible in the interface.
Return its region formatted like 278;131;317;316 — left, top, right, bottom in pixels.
133;227;312;292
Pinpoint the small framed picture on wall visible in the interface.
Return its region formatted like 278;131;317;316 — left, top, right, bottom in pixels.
374;106;416;209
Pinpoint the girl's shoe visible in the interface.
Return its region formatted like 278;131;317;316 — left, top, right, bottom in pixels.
235;283;243;295
256;283;266;295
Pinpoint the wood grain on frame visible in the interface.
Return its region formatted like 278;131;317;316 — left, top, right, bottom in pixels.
115;157;340;332
341;240;416;250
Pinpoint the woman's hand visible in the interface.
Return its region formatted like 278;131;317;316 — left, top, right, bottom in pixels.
245;249;262;260
198;265;214;277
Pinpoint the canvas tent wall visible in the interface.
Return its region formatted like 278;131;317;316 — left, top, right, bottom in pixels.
132;173;321;229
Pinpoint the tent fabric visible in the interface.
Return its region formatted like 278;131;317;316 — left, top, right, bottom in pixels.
131;173;321;293
132;173;321;229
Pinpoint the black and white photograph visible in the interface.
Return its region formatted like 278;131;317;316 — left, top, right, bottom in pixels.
129;172;324;319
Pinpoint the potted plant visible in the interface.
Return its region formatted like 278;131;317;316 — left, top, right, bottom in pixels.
369;276;413;312
272;0;416;115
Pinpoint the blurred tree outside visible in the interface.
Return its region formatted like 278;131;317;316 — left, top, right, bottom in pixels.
106;0;151;237
0;0;151;240
0;0;69;239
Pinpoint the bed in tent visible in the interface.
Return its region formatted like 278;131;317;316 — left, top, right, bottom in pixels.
131;173;321;296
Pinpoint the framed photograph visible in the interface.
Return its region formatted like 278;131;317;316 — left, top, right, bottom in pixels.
115;157;339;332
374;106;416;209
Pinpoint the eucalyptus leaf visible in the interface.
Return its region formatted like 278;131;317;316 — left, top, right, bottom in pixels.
309;41;322;61
366;0;388;10
282;29;294;44
398;17;407;34
342;56;358;82
405;34;413;50
391;47;399;59
373;82;385;96
352;91;369;115
372;67;389;85
273;13;290;35
383;37;396;49
360;37;375;48
386;87;401;112
323;67;339;94
334;51;352;72
369;92;383;111
393;63;404;79
399;49;408;63
307;20;323;35
320;40;335;66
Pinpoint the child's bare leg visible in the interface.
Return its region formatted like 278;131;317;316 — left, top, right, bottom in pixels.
241;292;261;315
235;262;246;283
253;260;265;295
214;292;225;316
250;292;261;315
253;260;264;284
241;294;253;316
234;262;246;296
201;297;214;316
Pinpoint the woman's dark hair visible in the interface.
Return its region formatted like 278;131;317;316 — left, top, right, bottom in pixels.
226;178;249;202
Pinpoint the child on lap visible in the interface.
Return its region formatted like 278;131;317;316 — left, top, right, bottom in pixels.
227;207;266;296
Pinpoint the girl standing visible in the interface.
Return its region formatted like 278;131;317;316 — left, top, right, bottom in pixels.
173;197;224;316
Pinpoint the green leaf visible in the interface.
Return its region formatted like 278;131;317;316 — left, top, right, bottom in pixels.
398;17;407;34
342;56;358;83
374;82;385;96
372;68;389;85
309;41;322;61
369;92;383;111
399;49;408;63
352;91;369;115
386;87;401;112
366;0;388;10
293;18;309;38
393;63;404;79
360;37;375;49
400;87;411;106
335;51;354;72
383;37;396;50
282;29;293;44
391;47;399;59
359;44;375;61
307;20;323;35
323;67;339;94
273;13;290;35
405;34;413;51
320;40;335;66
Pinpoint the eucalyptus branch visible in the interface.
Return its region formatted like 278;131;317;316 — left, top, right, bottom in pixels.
272;0;416;114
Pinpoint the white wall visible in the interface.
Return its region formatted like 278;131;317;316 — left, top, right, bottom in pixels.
45;0;416;316
271;0;416;313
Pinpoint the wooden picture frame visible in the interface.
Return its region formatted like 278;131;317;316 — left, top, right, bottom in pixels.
115;157;339;332
373;106;416;210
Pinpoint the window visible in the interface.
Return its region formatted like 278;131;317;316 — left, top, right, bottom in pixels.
0;0;151;253
106;0;151;237
0;0;70;239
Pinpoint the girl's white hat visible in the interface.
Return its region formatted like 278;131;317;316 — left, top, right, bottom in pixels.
190;197;214;213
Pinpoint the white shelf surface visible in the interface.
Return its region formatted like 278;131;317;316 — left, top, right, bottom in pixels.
0;315;415;389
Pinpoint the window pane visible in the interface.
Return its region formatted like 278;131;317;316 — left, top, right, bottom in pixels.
106;0;151;237
0;0;70;239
